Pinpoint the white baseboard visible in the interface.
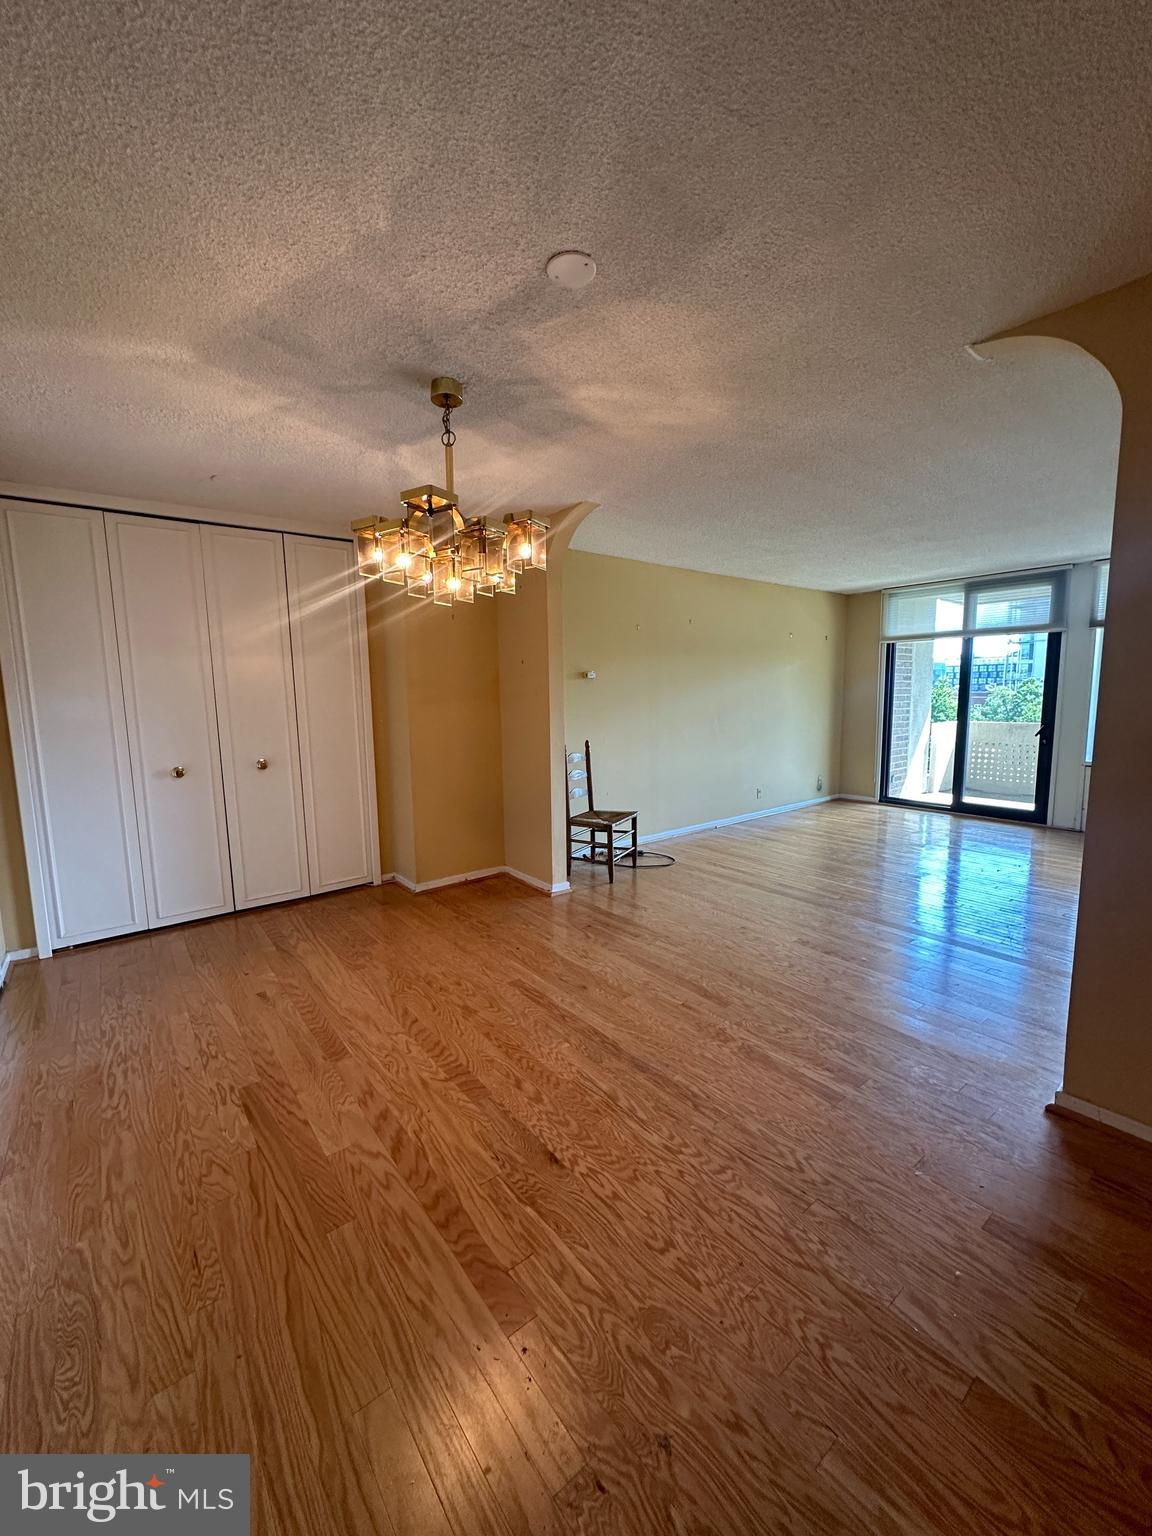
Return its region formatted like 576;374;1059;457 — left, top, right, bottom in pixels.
1050;1090;1152;1146
837;793;878;803
0;947;37;987
387;866;504;894
380;796;855;895
380;795;869;896
384;867;569;896
642;794;836;844
505;868;571;895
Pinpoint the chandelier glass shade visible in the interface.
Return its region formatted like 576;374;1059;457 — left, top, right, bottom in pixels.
352;377;548;605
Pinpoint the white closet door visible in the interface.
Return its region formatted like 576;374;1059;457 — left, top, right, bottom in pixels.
284;536;378;893
0;503;147;947
201;525;309;909
105;513;234;927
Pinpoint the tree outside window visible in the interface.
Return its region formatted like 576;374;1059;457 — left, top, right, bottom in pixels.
971;679;1045;722
930;681;958;722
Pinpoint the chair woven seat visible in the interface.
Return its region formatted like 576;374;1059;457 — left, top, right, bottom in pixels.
570;809;635;827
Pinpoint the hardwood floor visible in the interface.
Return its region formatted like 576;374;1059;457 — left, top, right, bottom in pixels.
2;801;1151;1533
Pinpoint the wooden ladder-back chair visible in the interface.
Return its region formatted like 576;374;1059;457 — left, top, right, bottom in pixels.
565;740;638;883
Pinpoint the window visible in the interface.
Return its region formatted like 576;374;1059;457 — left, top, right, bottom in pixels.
882;568;1068;642
882;584;965;640
1086;626;1105;764
1091;560;1109;627
1086;561;1108;764
968;577;1063;634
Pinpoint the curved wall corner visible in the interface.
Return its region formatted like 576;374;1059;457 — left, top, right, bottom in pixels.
981;277;1152;1134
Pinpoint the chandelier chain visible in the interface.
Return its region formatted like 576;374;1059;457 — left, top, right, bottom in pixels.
441;406;456;448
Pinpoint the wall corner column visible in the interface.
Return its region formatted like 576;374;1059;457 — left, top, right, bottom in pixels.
497;501;598;890
978;273;1152;1136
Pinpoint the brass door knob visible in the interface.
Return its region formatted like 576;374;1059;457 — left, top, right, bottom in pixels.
171;765;186;778
256;757;269;770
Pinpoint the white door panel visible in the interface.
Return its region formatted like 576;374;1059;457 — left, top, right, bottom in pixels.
284;536;377;893
201;525;309;908
0;503;147;946
106;513;234;926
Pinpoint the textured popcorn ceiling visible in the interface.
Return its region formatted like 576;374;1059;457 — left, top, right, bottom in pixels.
0;1;1144;591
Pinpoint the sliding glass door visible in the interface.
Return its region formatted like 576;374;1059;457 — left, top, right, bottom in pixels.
879;572;1065;824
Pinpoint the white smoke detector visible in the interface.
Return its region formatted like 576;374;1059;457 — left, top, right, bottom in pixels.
545;251;597;290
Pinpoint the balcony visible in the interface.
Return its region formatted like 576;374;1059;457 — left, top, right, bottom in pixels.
897;720;1041;812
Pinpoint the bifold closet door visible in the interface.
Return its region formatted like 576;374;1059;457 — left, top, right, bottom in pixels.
0;503;147;947
105;513;234;926
284;535;378;893
200;525;309;909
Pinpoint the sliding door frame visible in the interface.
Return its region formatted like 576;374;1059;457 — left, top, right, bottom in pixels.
880;630;1062;825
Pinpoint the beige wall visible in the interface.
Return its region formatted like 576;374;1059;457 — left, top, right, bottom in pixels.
365;502;600;893
0;675;35;951
839;591;882;798
563;551;846;836
365;583;505;887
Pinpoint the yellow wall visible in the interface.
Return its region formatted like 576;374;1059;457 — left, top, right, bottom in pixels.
563;551;846;836
499;501;600;889
405;597;505;884
497;561;555;884
0;674;36;951
364;582;505;887
839;591;882;798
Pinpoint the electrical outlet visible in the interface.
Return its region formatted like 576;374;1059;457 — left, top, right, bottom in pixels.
756;787;762;799
816;774;823;792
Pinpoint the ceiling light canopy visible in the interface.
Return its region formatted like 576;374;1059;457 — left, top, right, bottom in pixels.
352;377;547;605
545;250;597;290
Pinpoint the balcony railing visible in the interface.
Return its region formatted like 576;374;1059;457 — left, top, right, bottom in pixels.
920;720;1040;801
964;721;1040;796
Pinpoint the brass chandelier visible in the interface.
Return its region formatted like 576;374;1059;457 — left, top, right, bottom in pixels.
352;377;547;604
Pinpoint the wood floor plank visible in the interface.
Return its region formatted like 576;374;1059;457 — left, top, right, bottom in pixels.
509;1318;688;1536
335;1138;583;1499
46;1242;99;1451
509;1246;856;1536
356;1386;455;1536
209;1153;345;1536
890;1282;1152;1493
239;1081;354;1236
1;803;1149;1536
329;1221;520;1536
350;1076;536;1334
